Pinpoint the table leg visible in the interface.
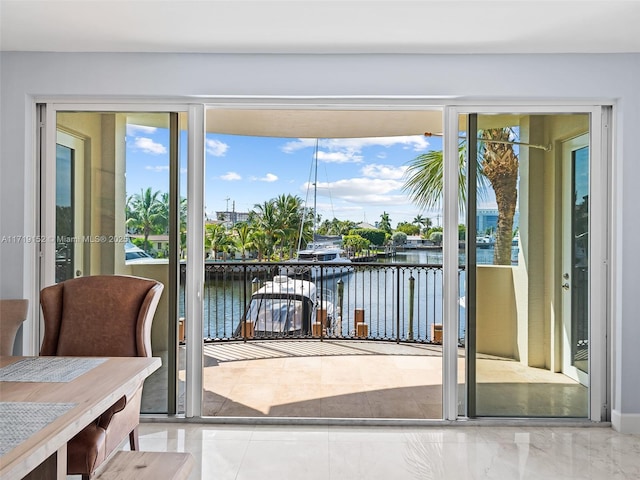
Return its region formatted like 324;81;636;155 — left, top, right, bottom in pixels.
22;444;67;480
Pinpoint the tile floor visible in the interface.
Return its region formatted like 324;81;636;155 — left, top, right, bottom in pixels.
134;422;640;479
171;340;586;419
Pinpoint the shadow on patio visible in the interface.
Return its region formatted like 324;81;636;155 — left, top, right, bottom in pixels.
199;340;444;419
175;340;586;419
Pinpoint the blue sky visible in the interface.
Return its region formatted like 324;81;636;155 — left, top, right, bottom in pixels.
125;124;448;226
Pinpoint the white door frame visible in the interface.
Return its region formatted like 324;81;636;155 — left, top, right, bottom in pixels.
444;105;609;422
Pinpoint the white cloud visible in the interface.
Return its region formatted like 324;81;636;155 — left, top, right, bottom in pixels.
206;139;229;157
361;164;408;180
260;173;278;182
221;171;241;181
303;178;407;207
133;137;166;155
316;150;363;164
281;138;317;153
341;193;408;206
127;124;157;135
281;136;428;165
321;136;429;152
282;136;429;154
144;165;169;172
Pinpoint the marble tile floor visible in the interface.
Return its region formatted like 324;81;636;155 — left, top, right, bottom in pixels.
127;422;640;480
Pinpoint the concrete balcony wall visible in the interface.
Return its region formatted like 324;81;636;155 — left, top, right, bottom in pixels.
476;265;518;359
125;262;170;354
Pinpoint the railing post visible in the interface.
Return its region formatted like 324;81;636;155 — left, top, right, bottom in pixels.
408;274;415;341
396;266;401;343
337;279;344;337
242;265;247;341
319;266;324;339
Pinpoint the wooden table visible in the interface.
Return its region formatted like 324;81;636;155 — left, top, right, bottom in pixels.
0;356;161;480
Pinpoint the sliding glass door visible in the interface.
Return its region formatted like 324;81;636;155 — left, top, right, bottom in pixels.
454;108;607;419
39;102;608;422
42;107;188;415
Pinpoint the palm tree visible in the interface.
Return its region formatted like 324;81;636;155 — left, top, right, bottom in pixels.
479;128;518;265
273;194;305;258
379;211;392;234
403;131;517;265
412;214;426;228
205;223;233;260
249;229;269;261
251;200;283;260
233;222;254;260
126;187;165;252
403;144;477;212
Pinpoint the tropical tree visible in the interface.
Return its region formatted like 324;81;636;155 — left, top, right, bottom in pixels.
479;129;519;264
412;215;432;235
317;217;357;236
429;231;443;245
248;194;311;260
392;231;408;246
233;222;254;260
396;222;420;236
403;131;517;265
126;187;165;252
343;234;370;254
205;223;233;260
251;200;283;260
273;194;307;258
249;229;269;261
157;193;188;255
349;228;387;247
379;211;392;234
412;214;427;228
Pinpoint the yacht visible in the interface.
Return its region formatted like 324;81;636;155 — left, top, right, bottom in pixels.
282;242;353;280
238;275;336;337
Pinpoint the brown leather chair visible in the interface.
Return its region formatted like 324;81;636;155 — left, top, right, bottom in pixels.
0;299;29;355
40;275;163;479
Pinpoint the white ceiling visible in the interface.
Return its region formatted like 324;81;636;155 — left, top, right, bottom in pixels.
1;0;639;54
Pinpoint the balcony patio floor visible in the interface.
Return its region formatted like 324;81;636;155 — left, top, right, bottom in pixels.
177;340;586;419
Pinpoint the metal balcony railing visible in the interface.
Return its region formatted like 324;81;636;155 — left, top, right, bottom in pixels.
179;261;466;345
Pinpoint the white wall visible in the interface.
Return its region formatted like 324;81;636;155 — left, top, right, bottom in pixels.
1;52;639;430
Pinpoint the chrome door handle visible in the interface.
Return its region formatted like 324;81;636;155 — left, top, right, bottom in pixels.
562;283;570;290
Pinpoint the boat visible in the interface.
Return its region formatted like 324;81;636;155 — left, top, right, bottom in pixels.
475;236;494;248
281;241;354;280
237;275;337;337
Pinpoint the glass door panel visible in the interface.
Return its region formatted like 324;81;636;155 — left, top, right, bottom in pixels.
466;113;590;417
55;131;85;282
562;135;589;384
201;108;445;420
50;110;185;414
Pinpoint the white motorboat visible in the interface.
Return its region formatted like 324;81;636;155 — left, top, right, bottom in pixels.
282;243;353;280
239;275;337;337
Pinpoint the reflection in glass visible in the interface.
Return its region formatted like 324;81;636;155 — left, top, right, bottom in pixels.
55;144;74;282
571;146;589;374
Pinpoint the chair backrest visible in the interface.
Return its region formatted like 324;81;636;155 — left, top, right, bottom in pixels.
0;299;29;355
40;275;163;357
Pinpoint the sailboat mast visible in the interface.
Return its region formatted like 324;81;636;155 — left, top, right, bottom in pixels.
295;138;320;254
313;138;319;243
